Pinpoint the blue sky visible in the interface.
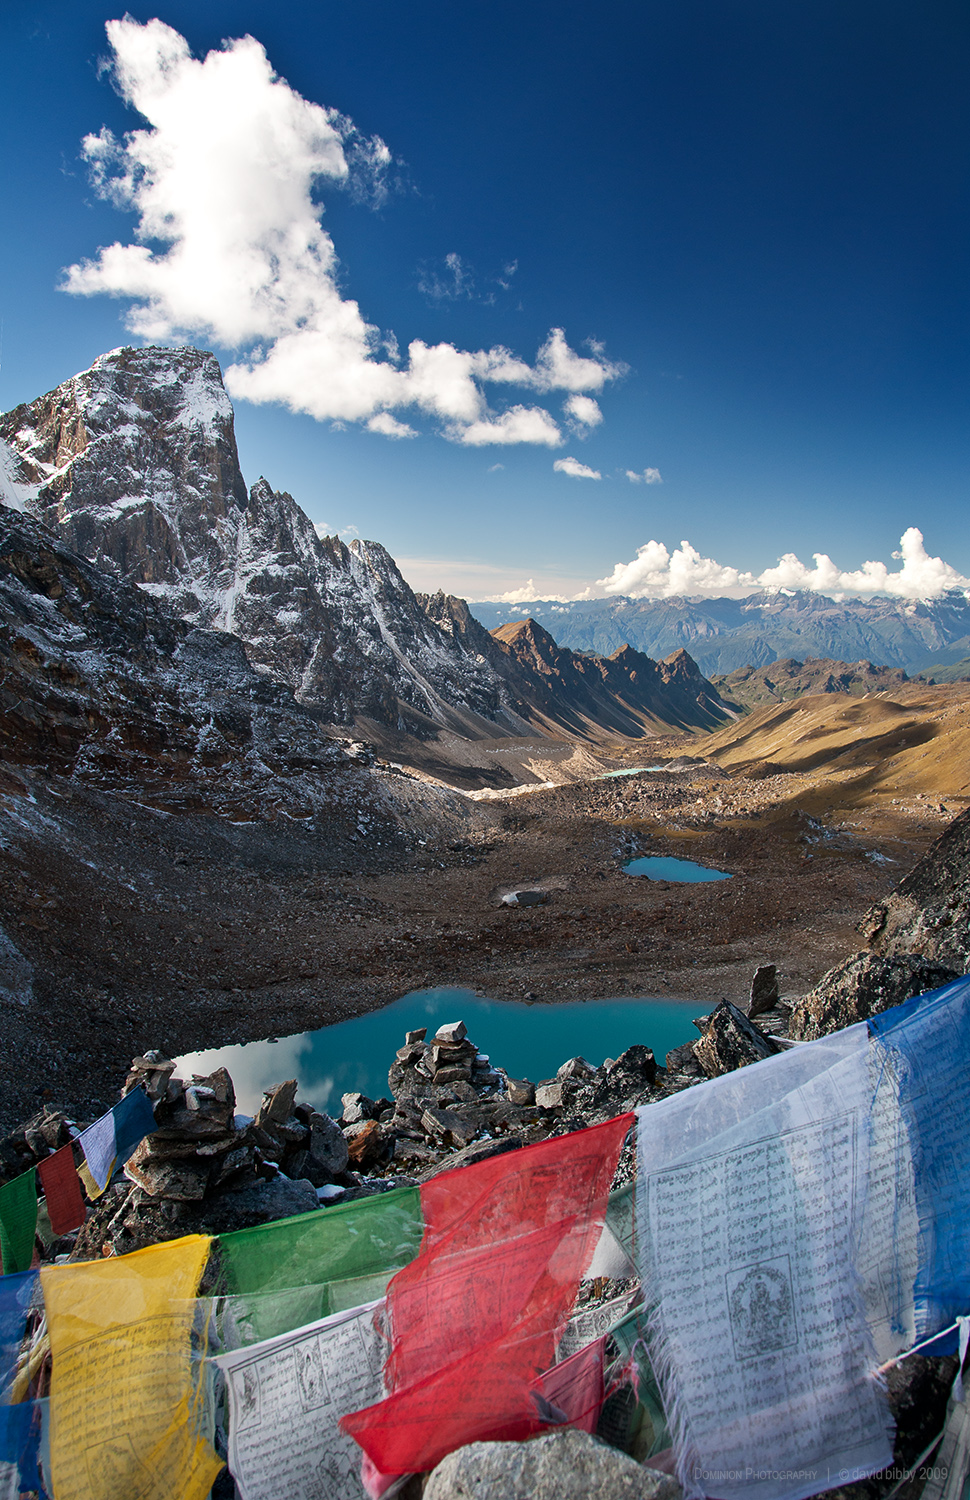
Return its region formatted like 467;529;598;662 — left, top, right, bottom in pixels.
1;1;967;601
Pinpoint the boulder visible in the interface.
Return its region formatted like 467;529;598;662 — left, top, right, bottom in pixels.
154;1068;235;1139
557;1056;595;1081
420;1104;482;1148
255;1078;297;1128
302;1111;349;1185
418;1135;523;1181
788;952;959;1041
606;1045;657;1090
344;1120;384;1170
748;963;779;1018
692;1002;781;1077
190;1173;320;1233
664;1041;702;1076
535;1082;564;1110
435;1021;468;1043
341;1092;376;1125
506;1077;536;1107
502;889;548;907
423;1429;681;1500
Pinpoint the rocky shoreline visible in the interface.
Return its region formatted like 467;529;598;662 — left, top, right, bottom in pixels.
4;809;969;1496
2;986;959;1499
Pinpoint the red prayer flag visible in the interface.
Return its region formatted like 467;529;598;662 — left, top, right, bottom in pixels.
533;1334;607;1435
342;1112;632;1478
37;1145;86;1236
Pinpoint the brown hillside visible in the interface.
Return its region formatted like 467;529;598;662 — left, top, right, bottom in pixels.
713;656;908;712
691;683;970;810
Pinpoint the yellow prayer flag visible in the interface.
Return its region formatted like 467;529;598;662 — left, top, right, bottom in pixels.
41;1235;223;1500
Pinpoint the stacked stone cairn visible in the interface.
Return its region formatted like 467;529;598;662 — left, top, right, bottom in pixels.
18;991;793;1260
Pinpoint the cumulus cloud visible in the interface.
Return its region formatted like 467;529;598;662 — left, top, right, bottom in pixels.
367;411;416;438
493;580;569;604
626;467;662;484
459;406;563;447
62;19;621;445
554;456;602;479
598;540;754;596
757;527;970;599
531;330;626;392
564;394;603;434
595;528;970;601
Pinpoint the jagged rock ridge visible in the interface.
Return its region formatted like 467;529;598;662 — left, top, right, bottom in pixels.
0;346;529;736
488;618;732;736
469;590;970;676
0;346;731;743
0;500;399;831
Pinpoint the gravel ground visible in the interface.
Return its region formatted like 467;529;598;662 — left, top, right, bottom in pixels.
0;749;941;1134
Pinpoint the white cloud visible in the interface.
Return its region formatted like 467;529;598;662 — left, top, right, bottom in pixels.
367;411;416;438
564;394;603;434
626;467;663;484
62;20;622;446
594;528;970;601
757;527;970;599
458;406;563;447
598;540;754;596
531;329;626;392
493;578;567;604
486;463;505;472
417;251;474;301
554;456;602;480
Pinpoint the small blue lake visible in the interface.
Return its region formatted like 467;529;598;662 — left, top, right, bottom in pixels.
175;988;710;1116
623;856;733;883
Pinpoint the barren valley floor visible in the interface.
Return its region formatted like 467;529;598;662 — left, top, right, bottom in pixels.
0;746;956;1133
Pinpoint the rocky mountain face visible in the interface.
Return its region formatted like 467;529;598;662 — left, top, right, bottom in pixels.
0;346;529;738
789;806;970;1038
0;345;732;743
488;618;732;737
470;590;970;676
0;501;367;825
713;656;910;712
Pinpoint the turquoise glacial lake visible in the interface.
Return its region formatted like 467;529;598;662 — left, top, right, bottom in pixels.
623;856;732;883
176;988;710;1116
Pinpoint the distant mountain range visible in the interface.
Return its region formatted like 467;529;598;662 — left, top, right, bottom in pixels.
0;346;731;748
712;657;910;713
469;591;970;676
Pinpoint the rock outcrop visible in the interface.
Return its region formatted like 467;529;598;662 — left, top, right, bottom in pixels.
790;808;970;1039
0;501;398;830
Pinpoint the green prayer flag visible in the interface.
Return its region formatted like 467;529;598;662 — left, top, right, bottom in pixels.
0;1170;38;1276
606;1181;635;1259
609;1307;670;1460
218;1185;422;1294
